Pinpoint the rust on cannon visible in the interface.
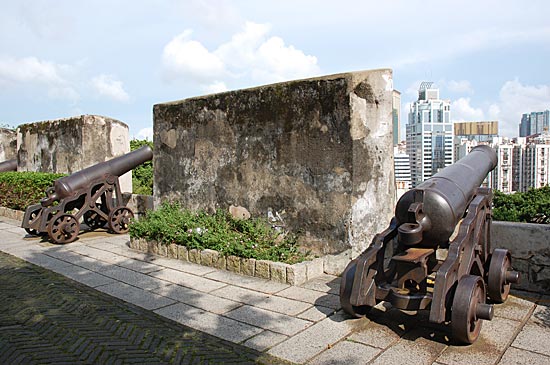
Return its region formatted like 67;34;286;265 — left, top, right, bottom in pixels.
21;146;153;244
340;145;520;344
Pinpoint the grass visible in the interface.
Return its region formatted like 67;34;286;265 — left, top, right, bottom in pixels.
129;202;311;264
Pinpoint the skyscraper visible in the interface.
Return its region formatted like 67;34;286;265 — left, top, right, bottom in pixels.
519;110;550;137
406;82;453;187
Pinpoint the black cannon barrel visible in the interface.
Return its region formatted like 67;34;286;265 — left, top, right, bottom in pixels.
0;159;17;172
395;145;497;244
41;146;153;206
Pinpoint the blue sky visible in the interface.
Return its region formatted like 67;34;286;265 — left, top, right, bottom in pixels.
1;0;549;139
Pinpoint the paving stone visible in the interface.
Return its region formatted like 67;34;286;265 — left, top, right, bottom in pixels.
255;260;271;279
437;316;521;365
499;346;550;365
243;331;288;352
494;295;536;322
147;256;216;276
114;259;163;274
22;254;74;271
48;263;118;288
101;266;165;291
205;269;289;293
306;258;324;280
225;305;312;336
152;283;242;314
68;245;127;265
297;305;337;322
71;255;112;272
277;286;341;309
531;302;550;326
511;322;550;357
348;319;403;349
96;282;175;310
299;274;340;295
148;267;226;292
309;339;380;365
155;302;263;343
211;285;311;315
268;312;362;364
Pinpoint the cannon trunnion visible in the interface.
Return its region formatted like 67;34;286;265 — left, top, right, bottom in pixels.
340;145;520;344
22;146;153;244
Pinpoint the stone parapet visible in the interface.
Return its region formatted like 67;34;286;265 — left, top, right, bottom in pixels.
0;128;17;162
153;69;395;256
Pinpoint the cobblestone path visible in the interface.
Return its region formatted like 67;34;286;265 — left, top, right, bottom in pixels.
0;251;286;365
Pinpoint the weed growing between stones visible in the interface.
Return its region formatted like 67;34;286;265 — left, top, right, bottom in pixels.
129;202;311;264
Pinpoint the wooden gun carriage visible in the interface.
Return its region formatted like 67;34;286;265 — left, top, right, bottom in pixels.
22;146;153;244
340;145;520;344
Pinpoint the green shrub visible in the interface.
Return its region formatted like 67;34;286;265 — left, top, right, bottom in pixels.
129;202;311;264
130;139;153;195
0;171;65;210
493;186;550;223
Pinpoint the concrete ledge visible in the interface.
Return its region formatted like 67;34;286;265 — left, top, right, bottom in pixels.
130;237;324;285
0;207;24;222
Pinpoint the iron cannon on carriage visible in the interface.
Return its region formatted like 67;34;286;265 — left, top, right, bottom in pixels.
22;146;153;244
0;159;17;172
340;145;520;344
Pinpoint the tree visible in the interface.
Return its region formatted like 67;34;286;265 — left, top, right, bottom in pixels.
130;139;153;195
493;186;550;223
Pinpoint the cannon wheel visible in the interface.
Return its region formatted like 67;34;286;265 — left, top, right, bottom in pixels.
108;207;134;234
487;249;513;303
451;275;486;344
24;208;46;236
83;204;108;230
340;260;372;317
48;214;80;244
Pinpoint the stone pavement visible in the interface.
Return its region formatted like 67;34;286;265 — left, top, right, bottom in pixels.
0;216;549;365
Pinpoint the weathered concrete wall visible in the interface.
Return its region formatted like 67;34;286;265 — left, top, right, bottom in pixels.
122;193;153;220
153;69;395;256
0;128;17;162
17;115;132;192
492;221;550;293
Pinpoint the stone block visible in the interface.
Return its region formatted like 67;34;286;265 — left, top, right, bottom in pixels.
241;258;255;277
287;262;308;286
153;69;395;256
138;238;148;252
129;238;140;250
0;127;16;161
177;245;189;261
323;249;352;276
226;255;241;273
200;249;218;267
188;249;200;264
213;254;227;270
255;260;271;279
306;258;324;280
147;240;158;255
157;242;168;256
270;262;288;283
167;244;178;259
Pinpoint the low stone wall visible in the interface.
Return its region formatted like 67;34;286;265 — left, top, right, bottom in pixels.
16;115;132;193
492;221;550;293
122;194;153;220
154;69;396;257
0;207;24;222
129;238;324;286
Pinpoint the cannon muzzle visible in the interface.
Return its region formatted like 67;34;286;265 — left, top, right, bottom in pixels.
0;159;17;172
396;145;497;245
41;146;153;206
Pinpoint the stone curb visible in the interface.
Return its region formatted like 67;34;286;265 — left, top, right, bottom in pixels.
0;207;25;222
129;237;323;286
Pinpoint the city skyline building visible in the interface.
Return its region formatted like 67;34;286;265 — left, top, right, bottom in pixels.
406;82;453;187
394;143;410;199
519;110;550;137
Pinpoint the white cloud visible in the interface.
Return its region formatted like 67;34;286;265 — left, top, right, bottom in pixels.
452;97;485;122
446;80;473;94
162;30;225;82
161;21;320;90
202;81;228;94
91;74;130;102
136;127;153;140
0;56;79;101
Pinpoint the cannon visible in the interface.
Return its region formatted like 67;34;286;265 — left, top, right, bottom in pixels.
22;146;153;244
0;159;17;172
340;145;520;344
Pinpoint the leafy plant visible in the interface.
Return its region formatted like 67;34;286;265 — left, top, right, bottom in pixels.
493;186;550;223
0;172;65;210
129;202;311;264
130;139;153;195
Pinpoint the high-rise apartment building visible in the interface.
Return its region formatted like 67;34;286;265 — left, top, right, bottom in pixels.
406;82;453;187
453;121;499;162
392;90;401;145
519;110;550;137
522;133;550;189
394;143;410;199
